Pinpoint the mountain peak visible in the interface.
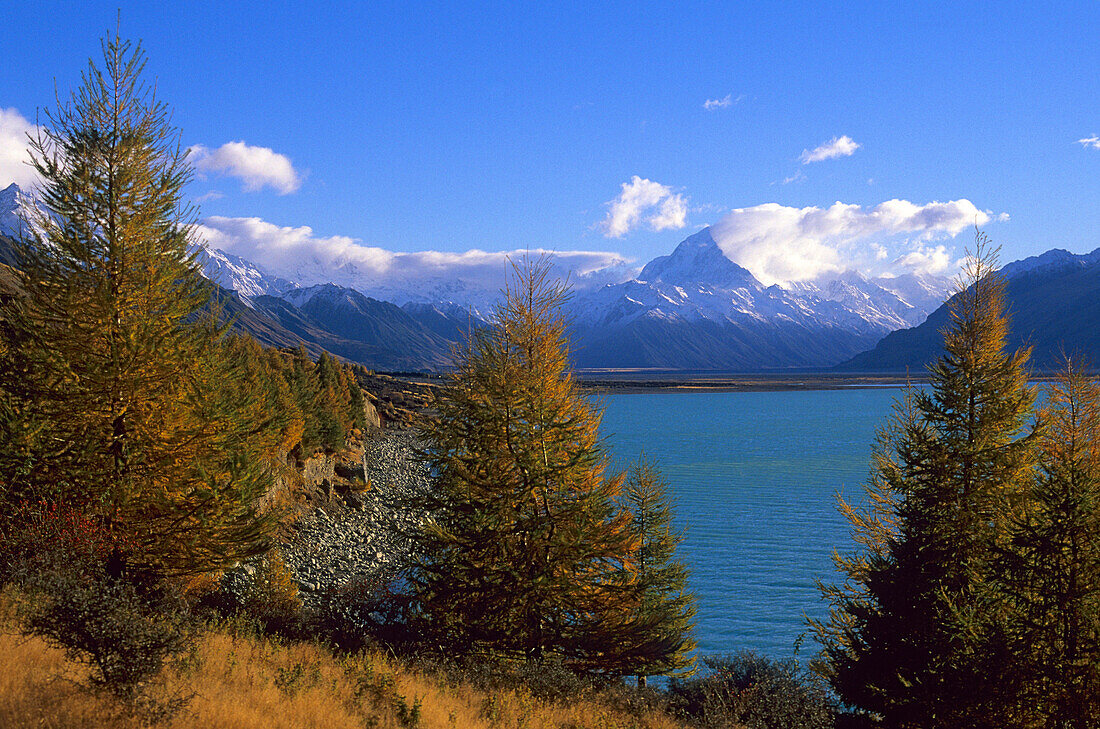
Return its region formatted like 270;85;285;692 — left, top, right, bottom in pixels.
639;227;762;290
1000;247;1100;280
0;183;37;240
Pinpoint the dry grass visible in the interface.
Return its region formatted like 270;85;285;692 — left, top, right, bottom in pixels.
0;625;687;729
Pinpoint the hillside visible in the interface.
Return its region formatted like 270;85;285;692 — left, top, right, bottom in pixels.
839;247;1100;371
0;617;683;729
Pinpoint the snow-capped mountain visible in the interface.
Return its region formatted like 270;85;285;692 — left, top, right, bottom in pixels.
564;228;952;367
574;228;948;333
841;244;1100;372
177;222;958;369
0;183;43;240
192;245;298;301
999;247;1100;279
791;269;950;329
0;184;965;370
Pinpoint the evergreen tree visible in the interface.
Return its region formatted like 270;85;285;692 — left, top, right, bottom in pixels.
997;361;1100;728
409;257;638;667
0;35;276;575
621;456;697;686
813;234;1036;728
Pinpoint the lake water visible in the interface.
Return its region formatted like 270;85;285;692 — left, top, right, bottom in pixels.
599;388;902;660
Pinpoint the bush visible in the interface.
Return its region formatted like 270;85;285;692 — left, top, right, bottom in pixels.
313;571;417;650
196;551;305;638
669;652;836;729
14;547;195;722
0;500;136;584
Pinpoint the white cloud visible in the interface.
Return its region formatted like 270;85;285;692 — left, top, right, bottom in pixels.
1078;135;1100;150
710;198;997;285
800;135;860;164
0;108;43;189
703;94;732;110
195;216;632;305
600;176;688;238
187;141;302;194
893;244;954;275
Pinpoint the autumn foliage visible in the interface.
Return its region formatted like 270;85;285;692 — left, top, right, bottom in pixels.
409;258;695;678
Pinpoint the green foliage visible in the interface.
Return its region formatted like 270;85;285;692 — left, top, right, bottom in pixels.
0;36;280;576
621;456;698;683
14;546;195;721
995;361;1100;727
814;234;1037;728
218;337;366;460
669;653;835;729
409;257;643;669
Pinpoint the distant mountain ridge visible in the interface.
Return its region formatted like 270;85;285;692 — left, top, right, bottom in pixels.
0;184;28;240
194;246;299;300
839;247;1100;371
566;228;951;369
0;183;961;371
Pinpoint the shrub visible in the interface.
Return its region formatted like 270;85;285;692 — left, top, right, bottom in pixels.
14;547;195;722
313;571;416;650
669;652;836;729
198;551;305;638
0;500;136;583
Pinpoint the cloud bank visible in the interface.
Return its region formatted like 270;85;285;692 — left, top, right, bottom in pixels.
0;108;43;189
1079;135;1100;150
188;141;302;194
195;215;633;305
600;176;688;237
710;198;995;285
800;135;860;164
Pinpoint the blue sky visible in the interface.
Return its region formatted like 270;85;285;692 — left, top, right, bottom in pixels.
2;1;1099;286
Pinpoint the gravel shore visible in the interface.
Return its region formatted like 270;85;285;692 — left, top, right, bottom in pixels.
279;428;432;609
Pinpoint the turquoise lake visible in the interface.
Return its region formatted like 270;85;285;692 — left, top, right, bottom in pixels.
599;388;902;660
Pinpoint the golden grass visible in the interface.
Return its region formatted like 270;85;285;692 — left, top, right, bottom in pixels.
0;626;688;729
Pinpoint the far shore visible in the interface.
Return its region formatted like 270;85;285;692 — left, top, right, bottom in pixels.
573;371;929;393
383;369;1075;395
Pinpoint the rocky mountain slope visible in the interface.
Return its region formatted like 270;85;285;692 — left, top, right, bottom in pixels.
194;245;299;300
252;285;455;370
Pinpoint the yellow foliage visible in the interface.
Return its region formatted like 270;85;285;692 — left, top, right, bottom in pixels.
244;551;301;616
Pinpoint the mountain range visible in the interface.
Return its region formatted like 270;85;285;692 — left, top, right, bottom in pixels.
186;220;956;370
566;228;949;369
20;181;1080;373
840;247;1100;371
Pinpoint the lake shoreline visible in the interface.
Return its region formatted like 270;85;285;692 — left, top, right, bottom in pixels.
575;373;927;393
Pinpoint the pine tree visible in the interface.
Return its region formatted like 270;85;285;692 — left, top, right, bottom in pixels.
409;257;638;666
813;234;1037;728
621;456;697;686
996;361;1100;728
0;35;277;575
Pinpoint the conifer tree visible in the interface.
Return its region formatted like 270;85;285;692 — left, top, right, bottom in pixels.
410;257;638;666
621;456;697;686
0;35;276;575
813;234;1036;728
996;361;1100;728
